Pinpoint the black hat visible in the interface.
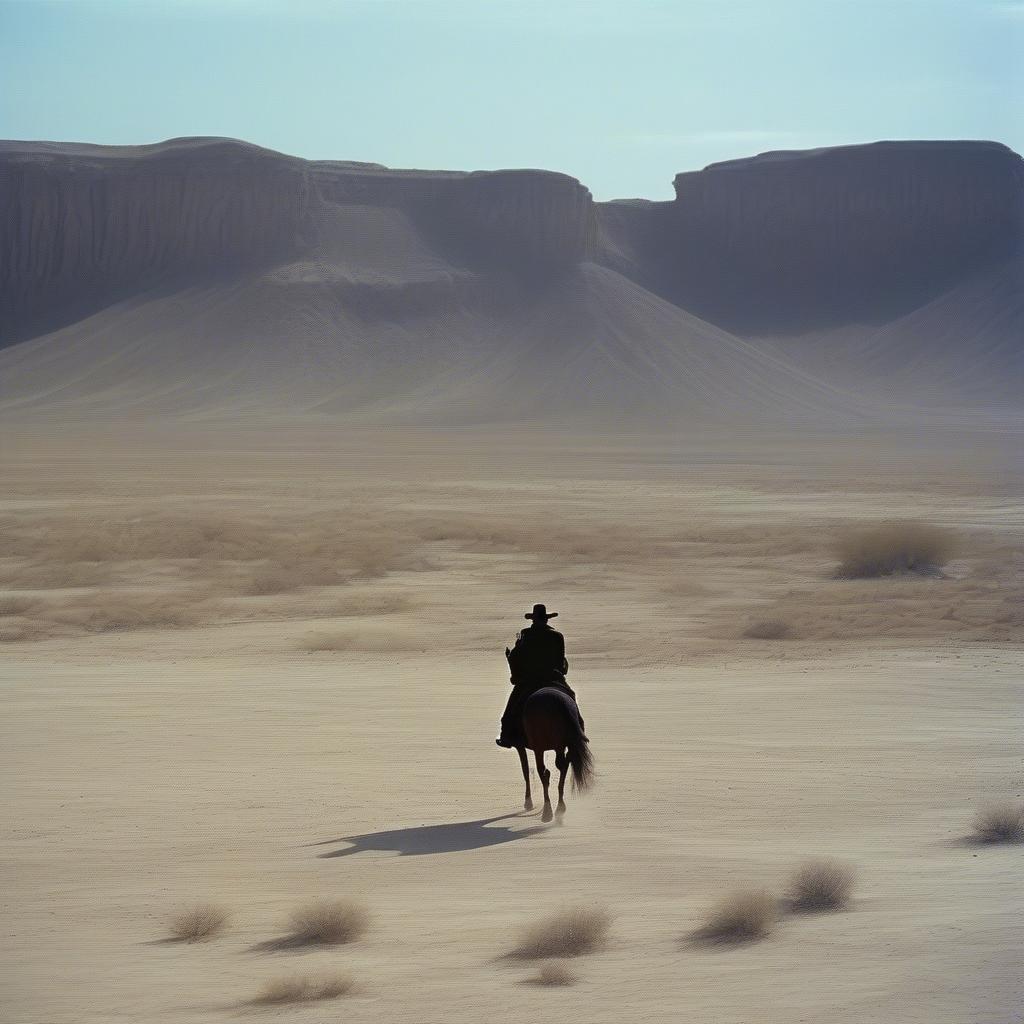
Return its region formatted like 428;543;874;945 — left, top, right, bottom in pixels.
525;603;558;621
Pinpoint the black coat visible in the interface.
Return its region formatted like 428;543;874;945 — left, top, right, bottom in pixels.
506;624;568;685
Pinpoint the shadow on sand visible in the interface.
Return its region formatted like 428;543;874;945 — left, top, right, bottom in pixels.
314;813;545;859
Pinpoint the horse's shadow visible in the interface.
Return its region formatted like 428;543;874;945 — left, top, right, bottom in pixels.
313;813;544;859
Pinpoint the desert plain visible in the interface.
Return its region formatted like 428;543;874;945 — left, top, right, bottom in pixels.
1;423;1021;1023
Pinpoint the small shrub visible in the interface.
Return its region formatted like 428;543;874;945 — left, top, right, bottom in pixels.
254;973;354;1004
287;899;369;945
743;619;792;640
532;962;578;986
972;803;1024;844
835;521;955;578
510;906;610;959
695;890;776;944
168;903;229;942
787;859;856;912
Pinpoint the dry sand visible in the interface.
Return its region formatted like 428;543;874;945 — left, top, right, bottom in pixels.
1;426;1021;1023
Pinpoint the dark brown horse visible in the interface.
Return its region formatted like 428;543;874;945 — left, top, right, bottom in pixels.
515;687;593;821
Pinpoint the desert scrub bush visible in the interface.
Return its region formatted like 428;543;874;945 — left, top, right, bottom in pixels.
254;973;354;1004
168;903;230;942
972;803;1024;844
694;890;777;944
531;962;578;986
834;521;955;578
786;859;856;912
509;906;610;959
287;899;369;945
743;618;792;640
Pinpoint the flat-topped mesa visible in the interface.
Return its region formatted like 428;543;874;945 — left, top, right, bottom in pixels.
1;139;596;343
667;140;1024;333
314;162;595;272
4;135;1020;346
425;169;596;274
0;138;308;342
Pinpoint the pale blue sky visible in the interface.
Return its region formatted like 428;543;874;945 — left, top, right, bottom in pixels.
1;0;1021;199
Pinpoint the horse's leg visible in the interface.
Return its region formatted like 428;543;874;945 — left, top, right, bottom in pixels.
516;746;533;810
554;747;568;817
534;749;553;822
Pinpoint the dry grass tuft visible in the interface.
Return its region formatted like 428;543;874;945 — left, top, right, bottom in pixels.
287;899;369;945
787;859;857;912
254;973;355;1004
972;803;1024;844
531;962;578;986
694;890;777;944
835;521;955;578
510;906;611;959
743;618;792;640
168;903;230;942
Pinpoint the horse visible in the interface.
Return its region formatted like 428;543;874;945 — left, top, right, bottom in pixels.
514;687;594;822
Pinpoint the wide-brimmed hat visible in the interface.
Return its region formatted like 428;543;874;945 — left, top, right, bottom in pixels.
525;603;558;621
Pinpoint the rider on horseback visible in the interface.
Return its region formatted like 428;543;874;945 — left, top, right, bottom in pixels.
496;604;587;748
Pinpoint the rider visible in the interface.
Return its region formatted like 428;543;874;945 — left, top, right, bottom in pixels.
495;603;587;748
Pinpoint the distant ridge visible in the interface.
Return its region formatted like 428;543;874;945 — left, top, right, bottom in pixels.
0;137;1020;425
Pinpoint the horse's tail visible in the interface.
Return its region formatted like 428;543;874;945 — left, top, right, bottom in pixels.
563;706;594;793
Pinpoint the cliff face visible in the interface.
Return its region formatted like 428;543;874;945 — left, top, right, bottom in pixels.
423;169;595;274
661;141;1024;333
3;137;1021;347
313;163;595;273
0;139;308;342
0;139;595;344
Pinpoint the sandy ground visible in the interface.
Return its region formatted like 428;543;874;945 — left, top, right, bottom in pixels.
1;427;1022;1023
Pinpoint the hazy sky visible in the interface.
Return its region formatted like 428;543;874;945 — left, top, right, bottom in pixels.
1;0;1021;199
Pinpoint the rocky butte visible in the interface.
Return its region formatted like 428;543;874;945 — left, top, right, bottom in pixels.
0;136;1020;422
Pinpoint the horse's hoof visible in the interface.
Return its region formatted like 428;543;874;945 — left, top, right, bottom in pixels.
524;798;534;811
556;802;566;817
541;804;553;823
